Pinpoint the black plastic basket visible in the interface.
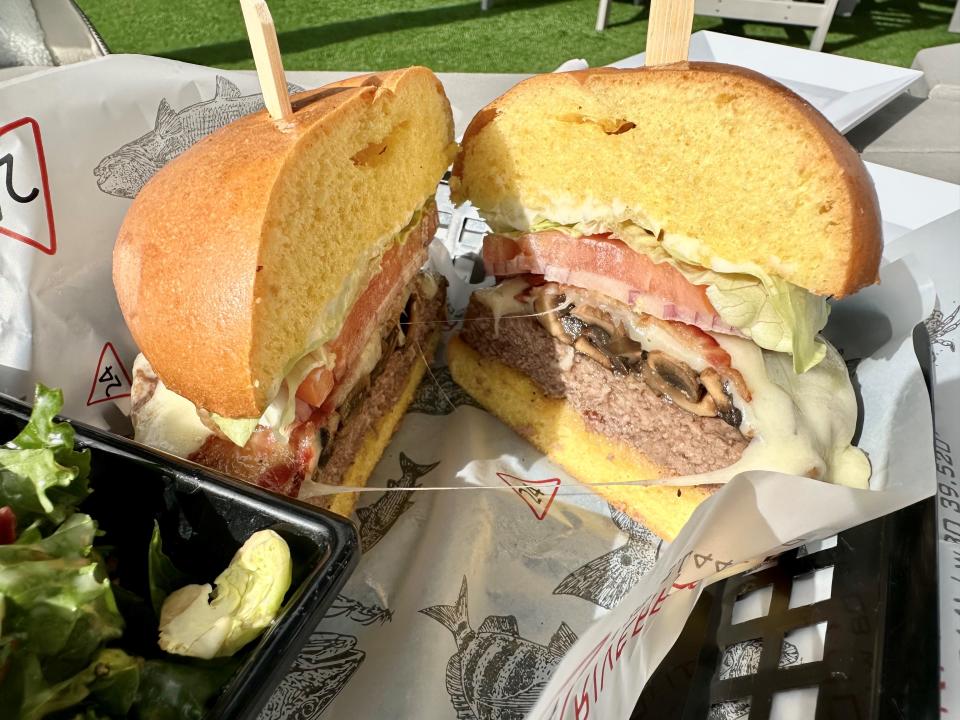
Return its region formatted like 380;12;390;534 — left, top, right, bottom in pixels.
632;328;939;720
0;392;360;720
632;498;937;720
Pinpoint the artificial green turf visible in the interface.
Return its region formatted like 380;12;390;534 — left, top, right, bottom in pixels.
78;0;956;72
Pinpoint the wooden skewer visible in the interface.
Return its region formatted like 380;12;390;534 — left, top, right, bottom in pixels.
239;0;293;121
645;0;695;67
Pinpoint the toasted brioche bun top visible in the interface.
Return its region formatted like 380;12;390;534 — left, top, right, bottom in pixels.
451;63;881;298
115;66;455;419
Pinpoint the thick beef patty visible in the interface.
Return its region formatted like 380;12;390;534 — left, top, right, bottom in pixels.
459;298;747;475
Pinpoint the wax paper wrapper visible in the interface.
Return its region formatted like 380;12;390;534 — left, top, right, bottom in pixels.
0;55;944;720
883;210;960;717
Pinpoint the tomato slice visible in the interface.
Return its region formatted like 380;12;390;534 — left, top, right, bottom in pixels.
297;367;335;407
296;210;436;408
484;231;727;333
0;506;15;545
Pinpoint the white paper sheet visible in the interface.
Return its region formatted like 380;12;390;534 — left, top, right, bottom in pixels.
884;210;960;717
0;55;949;720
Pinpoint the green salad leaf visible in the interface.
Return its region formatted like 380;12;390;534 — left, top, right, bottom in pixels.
0;385;91;527
148;522;188;619
15;648;139;720
134;658;241;720
0;513;123;668
158;529;291;659
0;385;259;719
656;234;830;373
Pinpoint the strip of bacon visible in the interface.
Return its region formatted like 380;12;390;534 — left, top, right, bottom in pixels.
190;419;318;498
484;231;739;336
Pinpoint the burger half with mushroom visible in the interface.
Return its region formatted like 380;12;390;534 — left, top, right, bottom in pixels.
448;64;881;539
114;67;455;516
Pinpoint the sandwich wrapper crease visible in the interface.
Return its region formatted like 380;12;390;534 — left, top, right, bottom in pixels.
0;55;945;719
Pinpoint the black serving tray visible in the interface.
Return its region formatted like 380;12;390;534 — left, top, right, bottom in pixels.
0;392;360;720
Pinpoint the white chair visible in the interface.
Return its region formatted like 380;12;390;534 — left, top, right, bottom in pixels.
595;0;841;52
1;0;107;82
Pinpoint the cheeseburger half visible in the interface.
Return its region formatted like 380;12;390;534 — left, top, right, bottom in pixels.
114;67;455;515
448;64;882;539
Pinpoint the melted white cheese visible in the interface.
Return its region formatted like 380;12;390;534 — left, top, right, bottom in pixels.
704;334;869;489
474;277;530;336
132;355;212;458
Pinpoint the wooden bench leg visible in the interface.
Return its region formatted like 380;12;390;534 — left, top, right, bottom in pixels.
809;0;839;51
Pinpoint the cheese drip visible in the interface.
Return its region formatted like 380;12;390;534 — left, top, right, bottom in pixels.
131;355;213;457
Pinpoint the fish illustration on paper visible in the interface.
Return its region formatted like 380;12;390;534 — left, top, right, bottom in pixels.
409;365;483;415
553;504;662;609
355;452;439;553
420;576;578;720
926;304;960;354
325;593;393;626
93;75;304;199
708;639;801;720
258;631;365;720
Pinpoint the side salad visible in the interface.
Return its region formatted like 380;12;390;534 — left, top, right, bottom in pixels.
0;385;291;719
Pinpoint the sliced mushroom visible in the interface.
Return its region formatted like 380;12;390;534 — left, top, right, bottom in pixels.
373;326;400;379
700;368;743;428
317;427;333;466
573;336;628;374
606;336;645;366
719;367;752;403
316;414;341;468
642;352;717;417
580;324;611;347
533;287;570;342
560;313;587;340
339;376;370;423
644;352;701;402
570;306;618;336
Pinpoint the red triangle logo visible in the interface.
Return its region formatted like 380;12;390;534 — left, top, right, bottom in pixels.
0;117;56;255
496;472;561;520
86;343;132;406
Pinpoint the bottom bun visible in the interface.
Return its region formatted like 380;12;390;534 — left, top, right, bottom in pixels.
447;335;715;540
303;328;441;517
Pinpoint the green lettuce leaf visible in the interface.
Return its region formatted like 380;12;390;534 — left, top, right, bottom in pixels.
148;522;188;619
0;519;123;667
14;648;139;720
133;657;240;720
207;415;258;448
683;268;829;373
0;385;91;527
0;514;96;565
